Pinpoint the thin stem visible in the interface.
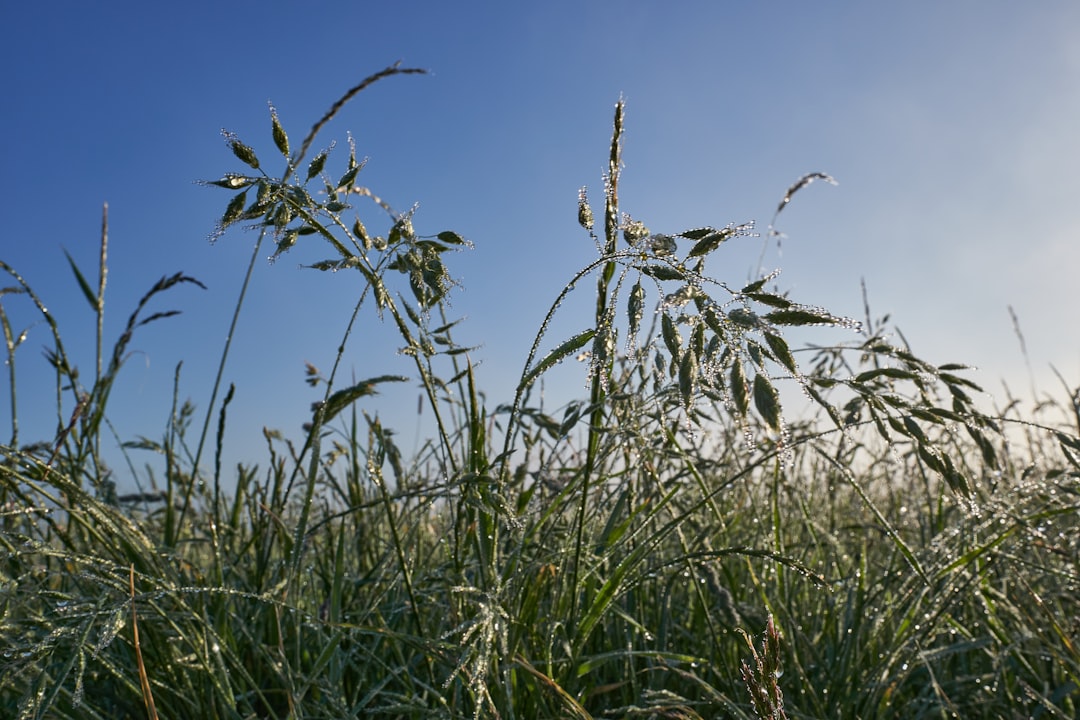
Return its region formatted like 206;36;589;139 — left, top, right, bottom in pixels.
0;303;18;446
94;203;108;460
182;227;268;543
498;250;625;483
571;99;623;629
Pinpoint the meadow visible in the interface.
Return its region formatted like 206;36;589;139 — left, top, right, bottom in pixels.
2;65;1078;719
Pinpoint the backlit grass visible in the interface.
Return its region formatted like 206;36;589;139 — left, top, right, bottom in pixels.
2;65;1077;719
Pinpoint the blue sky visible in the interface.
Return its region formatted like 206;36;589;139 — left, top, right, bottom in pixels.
4;2;1079;482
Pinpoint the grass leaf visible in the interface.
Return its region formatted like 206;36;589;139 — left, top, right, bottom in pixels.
687;228;734;258
519;329;596;391
62;249;97;310
316;375;408;424
763;308;845;327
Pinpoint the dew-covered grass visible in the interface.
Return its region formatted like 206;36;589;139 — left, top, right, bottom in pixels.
2;66;1078;719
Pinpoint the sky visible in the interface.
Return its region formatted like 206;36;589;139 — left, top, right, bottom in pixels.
3;2;1080;486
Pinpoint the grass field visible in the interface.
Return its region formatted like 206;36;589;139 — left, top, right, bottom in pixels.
2;66;1078;719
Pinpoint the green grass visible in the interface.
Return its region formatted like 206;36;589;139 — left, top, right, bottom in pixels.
2;65;1078;718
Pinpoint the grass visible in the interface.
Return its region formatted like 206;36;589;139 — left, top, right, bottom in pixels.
2;64;1078;718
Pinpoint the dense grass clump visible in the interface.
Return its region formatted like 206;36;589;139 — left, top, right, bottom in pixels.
2;66;1078;718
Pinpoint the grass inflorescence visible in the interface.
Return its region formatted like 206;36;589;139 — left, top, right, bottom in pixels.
1;65;1078;718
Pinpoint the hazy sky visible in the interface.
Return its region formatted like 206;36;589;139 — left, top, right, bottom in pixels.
4;2;1079;481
